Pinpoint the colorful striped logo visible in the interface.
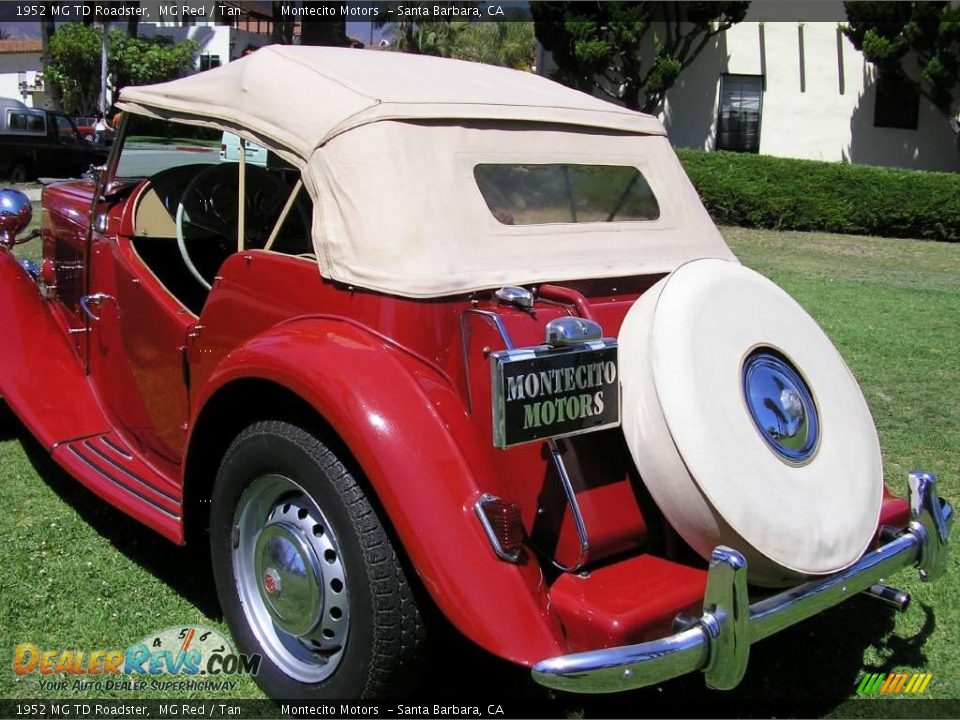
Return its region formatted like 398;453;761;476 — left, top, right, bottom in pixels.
857;672;933;695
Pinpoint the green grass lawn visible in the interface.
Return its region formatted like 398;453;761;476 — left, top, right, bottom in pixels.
0;226;957;713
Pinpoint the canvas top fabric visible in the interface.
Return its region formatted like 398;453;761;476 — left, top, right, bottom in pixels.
117;45;667;156
116;47;733;298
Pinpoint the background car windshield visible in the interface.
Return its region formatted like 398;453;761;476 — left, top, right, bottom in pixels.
116;116;222;178
474;163;660;225
54;115;76;141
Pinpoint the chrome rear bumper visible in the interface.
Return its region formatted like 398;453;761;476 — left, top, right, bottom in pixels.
532;471;953;694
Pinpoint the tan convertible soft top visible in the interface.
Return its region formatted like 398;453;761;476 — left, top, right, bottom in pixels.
117;47;733;298
118;45;666;155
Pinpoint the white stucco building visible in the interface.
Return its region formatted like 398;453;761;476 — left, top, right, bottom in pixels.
539;1;958;173
659;3;959;172
138;0;274;66
0;1;272;110
0;39;44;108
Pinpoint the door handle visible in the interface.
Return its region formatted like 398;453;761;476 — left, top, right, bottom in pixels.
79;293;117;321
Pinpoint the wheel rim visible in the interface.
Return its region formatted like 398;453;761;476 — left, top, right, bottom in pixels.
233;474;350;683
742;349;820;465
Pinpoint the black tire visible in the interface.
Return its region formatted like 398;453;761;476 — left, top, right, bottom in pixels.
210;420;425;699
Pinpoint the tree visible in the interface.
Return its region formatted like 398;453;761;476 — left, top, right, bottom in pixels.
389;21;419;52
450;21;537;71
45;24;101;115
45;24;198;116
126;0;140;39
109;33;199;91
299;2;350;47
842;1;960;146
374;2;481;53
271;1;295;44
377;17;536;71
0;28;10;41
40;5;60;109
531;1;749;113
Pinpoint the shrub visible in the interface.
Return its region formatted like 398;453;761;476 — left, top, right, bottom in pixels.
676;149;960;241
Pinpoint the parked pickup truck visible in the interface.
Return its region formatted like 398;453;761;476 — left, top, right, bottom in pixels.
0;98;108;181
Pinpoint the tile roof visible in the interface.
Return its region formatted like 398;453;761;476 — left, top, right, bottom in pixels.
0;39;43;54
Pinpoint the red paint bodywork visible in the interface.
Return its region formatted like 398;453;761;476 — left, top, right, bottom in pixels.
0;175;912;669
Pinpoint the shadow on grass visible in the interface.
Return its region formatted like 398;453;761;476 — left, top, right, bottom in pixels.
560;599;935;717
2;402;222;620
0;402;21;442
408;577;938;716
1;405;941;714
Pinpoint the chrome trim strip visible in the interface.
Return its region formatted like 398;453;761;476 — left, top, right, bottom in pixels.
546;440;590;573
67;446;180;520
463;308;515;350
79;292;116;322
99;434;134;460
532;472;952;694
82;439;179;503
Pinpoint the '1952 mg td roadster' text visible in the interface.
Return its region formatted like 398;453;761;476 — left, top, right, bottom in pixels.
0;47;952;699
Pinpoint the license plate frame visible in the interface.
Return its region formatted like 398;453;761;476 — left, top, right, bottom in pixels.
490;339;620;448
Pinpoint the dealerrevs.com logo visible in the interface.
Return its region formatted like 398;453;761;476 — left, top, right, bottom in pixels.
13;626;261;693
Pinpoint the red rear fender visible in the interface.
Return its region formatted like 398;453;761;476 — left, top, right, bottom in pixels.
189;317;565;664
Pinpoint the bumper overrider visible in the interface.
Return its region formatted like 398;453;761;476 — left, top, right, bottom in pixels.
532;471;953;693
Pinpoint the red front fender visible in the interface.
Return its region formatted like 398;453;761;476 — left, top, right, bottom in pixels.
188;317;565;665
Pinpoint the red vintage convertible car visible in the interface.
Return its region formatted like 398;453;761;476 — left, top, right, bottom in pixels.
0;47;952;699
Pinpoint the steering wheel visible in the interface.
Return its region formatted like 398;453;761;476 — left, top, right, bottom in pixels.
175;163;298;289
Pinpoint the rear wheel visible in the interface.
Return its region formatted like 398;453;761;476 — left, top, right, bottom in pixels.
210;420;425;698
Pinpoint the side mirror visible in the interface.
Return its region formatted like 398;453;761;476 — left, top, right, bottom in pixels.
0;188;37;247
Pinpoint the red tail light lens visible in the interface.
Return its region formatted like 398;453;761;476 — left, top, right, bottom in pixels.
40;257;57;297
475;494;524;562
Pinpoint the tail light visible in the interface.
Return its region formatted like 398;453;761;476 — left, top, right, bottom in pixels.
475;493;524;562
40;257;57;298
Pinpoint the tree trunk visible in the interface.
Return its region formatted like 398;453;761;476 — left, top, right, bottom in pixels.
299;3;350;47
126;1;139;38
640;93;661;114
272;2;294;44
40;5;60;110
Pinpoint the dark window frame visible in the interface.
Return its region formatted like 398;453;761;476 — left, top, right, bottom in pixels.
5;109;46;135
873;72;919;130
716;73;764;153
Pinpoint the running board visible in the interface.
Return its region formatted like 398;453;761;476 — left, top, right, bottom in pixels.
52;432;183;543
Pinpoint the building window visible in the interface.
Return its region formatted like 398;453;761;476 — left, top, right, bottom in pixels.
200;54;221;71
716;74;763;153
874;73;919;129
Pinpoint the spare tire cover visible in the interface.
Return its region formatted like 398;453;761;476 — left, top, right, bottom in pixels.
619;259;883;586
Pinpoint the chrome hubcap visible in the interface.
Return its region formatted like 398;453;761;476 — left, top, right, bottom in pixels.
254;521;323;636
233;475;349;683
742;349;819;464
